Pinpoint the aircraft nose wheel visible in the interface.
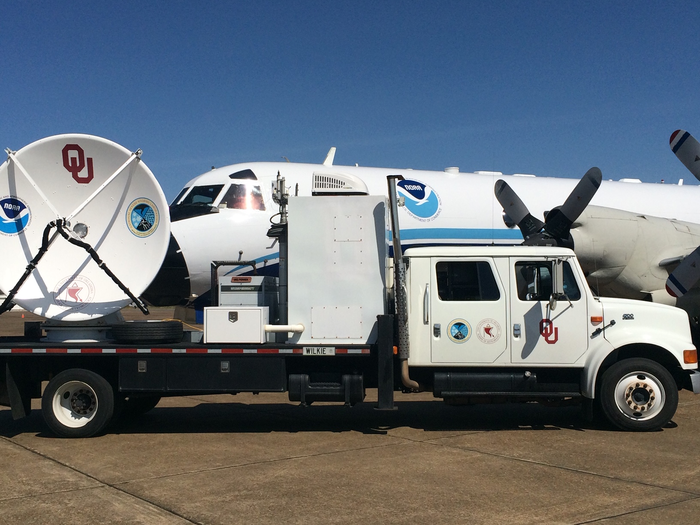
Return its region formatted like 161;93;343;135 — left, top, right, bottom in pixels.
600;358;678;431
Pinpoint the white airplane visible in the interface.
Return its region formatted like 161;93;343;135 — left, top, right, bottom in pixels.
142;139;700;325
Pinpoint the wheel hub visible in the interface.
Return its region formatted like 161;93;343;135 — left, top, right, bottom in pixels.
624;379;655;414
69;388;96;416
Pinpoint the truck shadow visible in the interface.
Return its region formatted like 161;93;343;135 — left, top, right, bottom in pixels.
0;399;643;438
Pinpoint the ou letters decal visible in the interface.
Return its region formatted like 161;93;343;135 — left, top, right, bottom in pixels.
62;144;94;184
539;319;559;344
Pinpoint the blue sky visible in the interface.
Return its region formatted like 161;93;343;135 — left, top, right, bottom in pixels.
2;1;699;200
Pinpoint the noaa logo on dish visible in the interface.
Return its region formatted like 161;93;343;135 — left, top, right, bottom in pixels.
126;198;159;237
397;179;441;222
0;196;31;236
448;319;471;343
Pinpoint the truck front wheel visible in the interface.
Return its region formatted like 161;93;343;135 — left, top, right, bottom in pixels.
41;369;115;438
599;358;678;432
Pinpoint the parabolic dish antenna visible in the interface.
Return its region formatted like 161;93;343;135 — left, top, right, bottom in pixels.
0;134;170;321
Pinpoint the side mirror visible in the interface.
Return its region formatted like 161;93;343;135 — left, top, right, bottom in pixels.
549;258;565;310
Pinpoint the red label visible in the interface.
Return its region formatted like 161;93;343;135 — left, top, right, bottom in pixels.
539;319;559;344
62;144;94;184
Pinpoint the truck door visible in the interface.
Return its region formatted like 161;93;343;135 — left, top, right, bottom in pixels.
430;258;507;364
509;258;588;364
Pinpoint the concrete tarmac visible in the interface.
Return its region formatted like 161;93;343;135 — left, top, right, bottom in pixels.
1;309;700;524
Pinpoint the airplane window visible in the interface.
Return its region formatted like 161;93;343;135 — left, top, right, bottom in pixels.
436;261;500;301
220;184;266;210
179;185;224;206
229;169;258;180
170;186;190;206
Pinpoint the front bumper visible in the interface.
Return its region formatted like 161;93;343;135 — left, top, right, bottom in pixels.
689;370;700;394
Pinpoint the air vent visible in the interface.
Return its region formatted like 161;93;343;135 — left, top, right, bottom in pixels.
312;171;369;195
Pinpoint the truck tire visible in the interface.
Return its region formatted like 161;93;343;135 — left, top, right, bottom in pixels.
41;369;115;438
599;358;678;432
111;321;183;344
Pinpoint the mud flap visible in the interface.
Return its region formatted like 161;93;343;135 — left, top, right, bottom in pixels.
2;362;33;419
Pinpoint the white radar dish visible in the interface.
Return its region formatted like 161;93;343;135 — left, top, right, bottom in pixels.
0;134;170;321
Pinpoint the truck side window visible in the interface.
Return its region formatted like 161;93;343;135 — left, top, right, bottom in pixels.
515;261;581;301
515;262;552;301
562;261;581;300
436;261;500;301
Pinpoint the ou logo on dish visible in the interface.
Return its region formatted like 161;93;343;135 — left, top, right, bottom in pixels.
62;144;94;184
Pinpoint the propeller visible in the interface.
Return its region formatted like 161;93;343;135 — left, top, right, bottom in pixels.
495;167;602;246
670;129;700;182
666;130;700;297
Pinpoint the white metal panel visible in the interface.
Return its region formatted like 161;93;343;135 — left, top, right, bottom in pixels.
310;306;362;339
203;306;268;344
286;195;387;345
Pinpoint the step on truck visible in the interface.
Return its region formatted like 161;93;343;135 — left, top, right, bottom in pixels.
1;165;700;437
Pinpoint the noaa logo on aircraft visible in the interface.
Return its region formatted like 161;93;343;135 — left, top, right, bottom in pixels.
397;179;441;222
0;196;31;236
126;198;159;237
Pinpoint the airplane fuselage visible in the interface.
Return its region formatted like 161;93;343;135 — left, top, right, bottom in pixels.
145;161;700;310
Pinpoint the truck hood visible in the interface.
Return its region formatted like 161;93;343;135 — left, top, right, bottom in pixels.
597;297;695;358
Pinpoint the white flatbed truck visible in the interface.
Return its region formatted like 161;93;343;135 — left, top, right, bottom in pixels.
1;180;699;437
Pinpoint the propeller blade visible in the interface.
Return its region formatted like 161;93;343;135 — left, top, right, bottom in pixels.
543;167;602;240
670;129;700;182
494;179;544;238
666;246;700;298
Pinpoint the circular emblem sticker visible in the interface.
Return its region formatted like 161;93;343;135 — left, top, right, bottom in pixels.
397;179;442;222
448;319;471;343
477;319;502;344
53;275;96;310
126;198;159;237
0;196;31;236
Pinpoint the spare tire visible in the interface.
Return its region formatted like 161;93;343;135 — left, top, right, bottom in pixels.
111;320;183;344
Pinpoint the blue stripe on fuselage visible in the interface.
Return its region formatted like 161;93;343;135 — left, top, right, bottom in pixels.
399;228;523;241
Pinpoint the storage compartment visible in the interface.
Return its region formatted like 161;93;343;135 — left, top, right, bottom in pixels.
204;306;269;343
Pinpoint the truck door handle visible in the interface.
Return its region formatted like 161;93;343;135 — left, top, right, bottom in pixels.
423;283;429;324
434;323;441;338
513;323;521;338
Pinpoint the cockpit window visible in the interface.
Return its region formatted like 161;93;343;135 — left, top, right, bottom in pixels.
220;184;266;210
179;184;224;206
170;186;190;206
229;169;258;180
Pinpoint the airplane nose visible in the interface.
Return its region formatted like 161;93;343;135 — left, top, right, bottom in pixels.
141;234;191;306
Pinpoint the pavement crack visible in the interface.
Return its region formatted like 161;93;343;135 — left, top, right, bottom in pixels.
574;494;700;523
0;436;200;524
409;436;700;498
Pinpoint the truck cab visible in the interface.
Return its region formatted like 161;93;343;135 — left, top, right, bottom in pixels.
403;245;700;430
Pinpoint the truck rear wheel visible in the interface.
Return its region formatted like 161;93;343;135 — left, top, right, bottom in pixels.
599;358;678;432
42;369;115;438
